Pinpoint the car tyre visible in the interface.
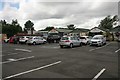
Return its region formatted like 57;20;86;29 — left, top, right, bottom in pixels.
70;43;73;48
43;41;46;44
98;43;102;47
25;40;27;44
33;42;36;45
79;43;82;47
86;41;89;45
60;45;63;48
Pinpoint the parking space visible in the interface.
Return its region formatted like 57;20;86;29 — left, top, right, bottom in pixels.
1;41;119;79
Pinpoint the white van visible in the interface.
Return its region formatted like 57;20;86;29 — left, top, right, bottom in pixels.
90;35;106;46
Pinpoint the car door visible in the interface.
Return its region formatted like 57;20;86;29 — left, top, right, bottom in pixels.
39;37;43;43
72;37;77;46
70;37;75;46
103;37;106;44
74;37;80;46
35;37;39;44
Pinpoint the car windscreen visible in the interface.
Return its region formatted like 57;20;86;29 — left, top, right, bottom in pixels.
80;37;86;39
49;33;59;35
29;37;33;39
93;37;101;39
61;37;69;40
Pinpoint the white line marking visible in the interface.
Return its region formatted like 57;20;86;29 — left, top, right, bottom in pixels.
0;56;34;64
115;48;120;53
89;43;110;51
8;59;16;61
3;61;61;79
15;49;31;52
0;53;18;57
92;68;106;80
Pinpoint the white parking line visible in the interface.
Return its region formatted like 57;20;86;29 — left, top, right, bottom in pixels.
92;68;106;80
89;43;110;51
115;48;120;53
3;61;61;79
15;49;31;52
0;53;18;57
0;56;34;64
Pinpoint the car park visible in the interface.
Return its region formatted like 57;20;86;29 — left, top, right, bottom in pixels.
27;36;47;45
90;35;106;46
19;36;30;44
80;36;91;45
59;36;82;48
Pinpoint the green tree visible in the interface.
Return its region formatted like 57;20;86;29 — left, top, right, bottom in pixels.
24;20;34;34
67;24;75;30
41;26;54;31
98;15;119;31
98;15;119;41
1;19;22;38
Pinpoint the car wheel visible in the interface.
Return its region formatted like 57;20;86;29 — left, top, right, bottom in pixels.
33;42;36;45
70;43;73;48
25;40;27;44
43;41;46;44
60;45;63;48
7;40;9;43
89;43;92;46
79;43;82;47
86;41;89;45
104;42;106;45
98;43;102;47
4;40;6;43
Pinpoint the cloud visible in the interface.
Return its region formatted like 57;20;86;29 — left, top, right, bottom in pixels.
0;1;119;30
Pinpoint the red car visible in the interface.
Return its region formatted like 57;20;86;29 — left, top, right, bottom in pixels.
9;36;14;43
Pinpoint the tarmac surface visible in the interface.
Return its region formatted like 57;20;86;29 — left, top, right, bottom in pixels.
1;41;119;80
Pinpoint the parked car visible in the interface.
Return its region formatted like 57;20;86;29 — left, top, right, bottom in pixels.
9;36;19;44
9;36;15;43
27;36;47;45
4;38;9;43
80;36;91;45
47;33;61;43
59;36;82;48
90;35;106;46
19;36;30;44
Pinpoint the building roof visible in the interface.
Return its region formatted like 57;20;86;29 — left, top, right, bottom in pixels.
56;28;73;33
71;28;89;33
35;31;48;33
90;27;105;33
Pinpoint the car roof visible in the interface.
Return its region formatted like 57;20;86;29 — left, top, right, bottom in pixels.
62;35;74;37
93;35;103;37
80;36;89;37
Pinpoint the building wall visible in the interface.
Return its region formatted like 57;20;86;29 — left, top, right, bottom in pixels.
80;32;87;36
27;30;36;34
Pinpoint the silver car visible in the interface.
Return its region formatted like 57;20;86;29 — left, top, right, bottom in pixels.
90;35;106;46
27;36;47;45
59;36;82;48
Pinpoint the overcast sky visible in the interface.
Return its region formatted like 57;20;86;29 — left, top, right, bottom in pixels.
0;0;119;31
